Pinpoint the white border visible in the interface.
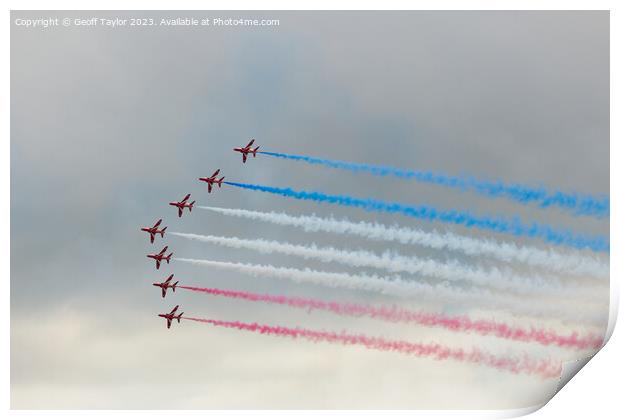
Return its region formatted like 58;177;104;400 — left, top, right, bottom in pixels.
4;1;617;419
3;0;620;11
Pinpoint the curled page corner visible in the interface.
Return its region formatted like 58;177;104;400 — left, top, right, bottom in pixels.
551;287;616;400
555;354;596;396
499;403;548;418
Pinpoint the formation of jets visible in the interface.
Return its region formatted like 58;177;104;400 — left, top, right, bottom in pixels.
142;139;261;329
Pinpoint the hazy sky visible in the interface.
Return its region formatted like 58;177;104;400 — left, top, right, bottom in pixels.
11;11;609;409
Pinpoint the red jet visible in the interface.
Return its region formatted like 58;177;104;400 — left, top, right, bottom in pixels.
140;219;167;244
158;305;183;329
169;193;195;217
198;169;225;193
153;274;179;298
234;139;260;163
147;246;173;270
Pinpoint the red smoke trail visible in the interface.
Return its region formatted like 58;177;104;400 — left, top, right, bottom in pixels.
183;316;562;379
179;285;603;351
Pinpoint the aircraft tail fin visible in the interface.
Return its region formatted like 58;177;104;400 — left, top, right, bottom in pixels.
218;177;225;186
178;313;184;322
189;201;196;211
253;146;260;156
167;253;173;262
172;281;178;292
161;227;167;237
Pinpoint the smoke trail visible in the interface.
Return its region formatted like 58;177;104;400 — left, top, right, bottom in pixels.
175;258;607;324
259;151;609;218
199;206;608;278
183;316;562;379
222;182;609;253
179;285;604;350
170;232;602;300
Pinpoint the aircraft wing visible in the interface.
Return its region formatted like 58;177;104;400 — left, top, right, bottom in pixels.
150;233;155;244
246;139;255;148
181;194;191;203
170;305;179;315
153;219;162;228
178;208;183;217
242;154;247;163
162;288;166;298
167;318;172;329
208;184;212;193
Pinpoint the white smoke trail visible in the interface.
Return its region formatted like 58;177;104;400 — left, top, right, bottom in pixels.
199;206;608;279
175;258;606;325
170;232;603;300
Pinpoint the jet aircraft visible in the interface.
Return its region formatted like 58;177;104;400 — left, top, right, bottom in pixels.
153;274;178;298
233;139;260;163
141;219;167;244
147;246;173;269
199;169;225;193
169;194;195;217
158;305;183;329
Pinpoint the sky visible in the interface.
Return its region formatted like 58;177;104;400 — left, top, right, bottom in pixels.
11;11;609;409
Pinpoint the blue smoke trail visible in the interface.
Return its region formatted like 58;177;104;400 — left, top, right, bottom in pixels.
223;181;609;253
258;151;610;218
